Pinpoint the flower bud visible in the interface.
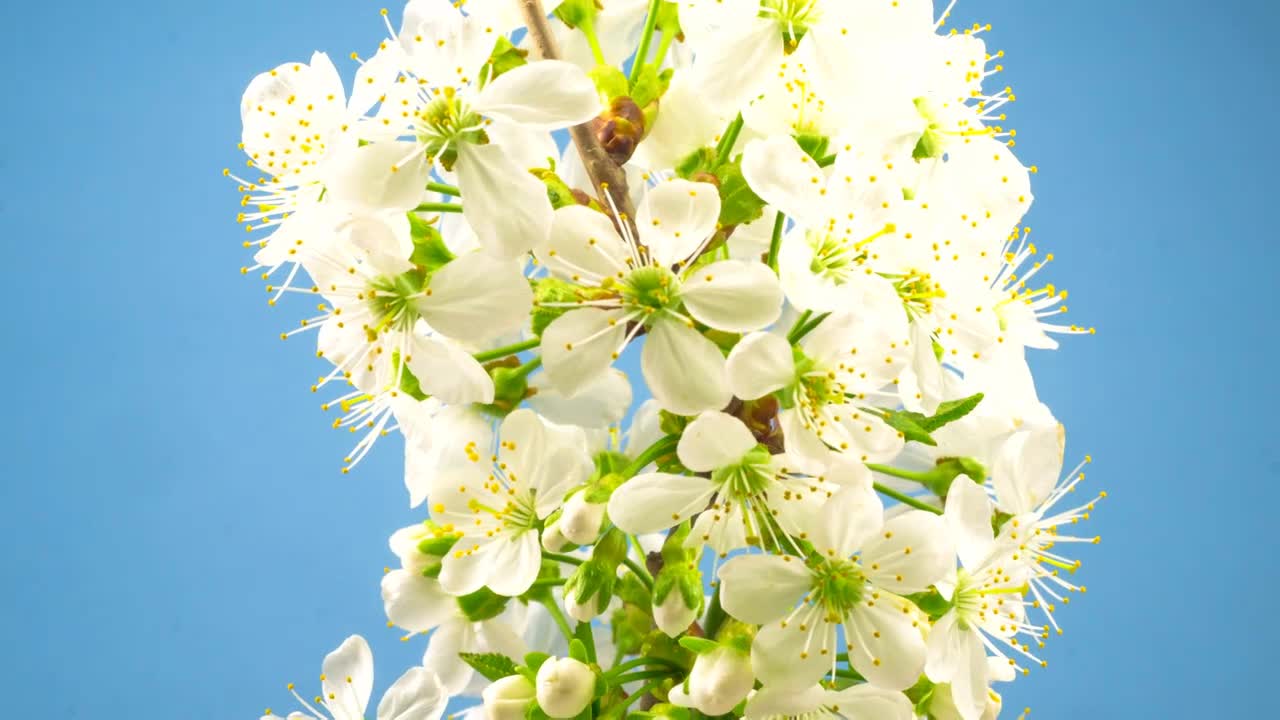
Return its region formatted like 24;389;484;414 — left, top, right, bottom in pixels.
536;657;596;718
541;520;572;553
671;647;753;716
560;492;606;545
565;590;603;623
482;674;535;720
653;583;698;637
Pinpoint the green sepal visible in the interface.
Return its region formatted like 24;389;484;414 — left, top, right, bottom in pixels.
905;588;953;621
458;651;519;681
480;363;533;417
524;702;553;720
655;1;682;39
484;36;529;83
677;637;719;655
714;155;766;227
630;64;673;110
610;601;652;657
568;637;591;663
912;127;945;161
408;213;456;270
390;350;429;401
904;676;937;716
674;146;717;179
416;534;459;559
583;471;626;504
523;652;551;673
658;410;691;437
795;133;831;163
457;587;511;622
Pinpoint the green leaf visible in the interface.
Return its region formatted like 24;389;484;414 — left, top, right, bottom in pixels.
524;651;551;673
674;146;717;179
677;637;719;655
458;651;519;681
408;214;455;270
530;168;580;210
882;410;938;446
714;156;766;227
924;393;985;432
457;587;511;622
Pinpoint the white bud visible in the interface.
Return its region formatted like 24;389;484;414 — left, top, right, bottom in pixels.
671;647;753;716
536;657;596;718
653;587;698;637
565;591;602;623
559;492;606;545
482;675;536;720
541;520;571;553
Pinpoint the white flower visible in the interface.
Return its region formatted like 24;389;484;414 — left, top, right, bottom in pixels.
726;311;910;472
741;683;914;720
653;586;701;638
609;411;861;555
427;409;593;596
536;657;596;718
298;211;529;469
718;486;952;691
482;674;536;720
668;646;755;716
559;490;608;545
538;179;783;414
925;479;1037;720
365;5;602;257
262;635;448;720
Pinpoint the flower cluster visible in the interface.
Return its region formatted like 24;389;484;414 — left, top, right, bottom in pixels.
233;1;1103;719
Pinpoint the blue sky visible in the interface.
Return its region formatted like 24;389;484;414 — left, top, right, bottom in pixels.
0;0;1275;717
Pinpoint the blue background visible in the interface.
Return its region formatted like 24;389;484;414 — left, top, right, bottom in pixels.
1;0;1274;717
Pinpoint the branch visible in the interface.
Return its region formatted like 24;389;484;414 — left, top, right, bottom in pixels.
516;0;637;226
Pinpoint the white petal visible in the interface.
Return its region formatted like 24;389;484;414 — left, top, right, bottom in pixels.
474;60;602;129
993;424;1065;515
808;484;884;559
743;685;826;720
862;511;954;595
537;205;630;284
945;478;996;571
528;368;632;429
741;135;826;227
751;611;833;690
779;407;832;474
421;622;476;694
322;635;374;718
641;319;731;415
419;251;532;344
844;594;926;691
376;668;448;720
726;331;796;400
676;411;758;472
542;309;627;397
718;554;810;625
455;141;553;257
826;685;915;720
438;535;501;596
486;533;543;596
607;473;717;534
681;260;783;332
407;335;495;405
324;141;428;212
689;18;783;112
637;179;722;266
925;613;988;720
381;569;454;633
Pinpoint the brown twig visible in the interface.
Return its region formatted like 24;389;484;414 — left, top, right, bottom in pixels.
516;0;638;229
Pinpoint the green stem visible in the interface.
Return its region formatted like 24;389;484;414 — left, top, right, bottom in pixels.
541;597;576;642
790;312;831;345
614;669;678;685
604;656;683;679
865;463;936;485
575;621;598;664
714;114;745;167
544;552;586;567
426;181;460;197
473;337;540;363
787;310;813;344
581;19;607;65
413;202;463;214
873;482;943;515
766;211;785;272
511;355;543;380
529;577;568;589
653;28;675;68
702;585;726;640
622;435;679;477
629;0;663;84
612;679;666;717
621;554;654;591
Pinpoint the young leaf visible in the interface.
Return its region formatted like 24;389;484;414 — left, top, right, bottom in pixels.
923;393;985;432
882;410;938;446
459;651;519;681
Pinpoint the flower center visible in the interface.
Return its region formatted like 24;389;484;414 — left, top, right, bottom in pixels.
711;446;775;499
811;558;866;620
618;265;682;325
761;0;822;49
366;269;427;340
415;88;488;166
805;224;895;284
